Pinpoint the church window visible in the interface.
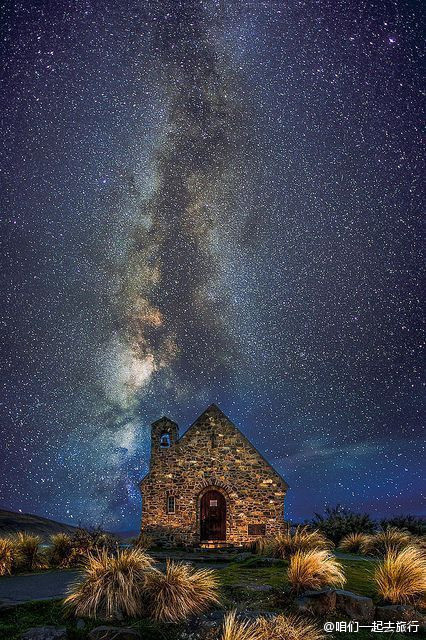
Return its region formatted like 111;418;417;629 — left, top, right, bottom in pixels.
160;432;171;448
167;495;175;514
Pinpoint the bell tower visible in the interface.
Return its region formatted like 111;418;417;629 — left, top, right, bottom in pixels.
150;416;178;469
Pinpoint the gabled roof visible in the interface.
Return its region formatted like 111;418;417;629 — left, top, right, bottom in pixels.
140;403;289;490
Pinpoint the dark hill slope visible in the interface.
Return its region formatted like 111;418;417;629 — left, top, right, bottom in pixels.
0;509;78;540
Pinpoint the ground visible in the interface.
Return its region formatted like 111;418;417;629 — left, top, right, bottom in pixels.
0;552;424;640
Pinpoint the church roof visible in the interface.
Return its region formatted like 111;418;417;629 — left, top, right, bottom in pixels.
140;403;289;490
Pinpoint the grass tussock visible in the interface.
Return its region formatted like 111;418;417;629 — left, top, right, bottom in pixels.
220;610;262;640
374;545;426;605
12;532;46;571
46;533;73;568
64;548;154;619
287;549;345;593
256;614;325;640
132;532;153;550
220;611;325;640
275;526;332;559
251;537;277;557
254;526;332;559
338;532;371;554
361;527;413;556
144;560;219;622
0;538;14;575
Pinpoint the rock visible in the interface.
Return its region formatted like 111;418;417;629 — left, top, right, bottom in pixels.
88;628;141;640
76;619;85;630
375;605;426;627
295;589;337;616
21;628;67;640
335;590;374;621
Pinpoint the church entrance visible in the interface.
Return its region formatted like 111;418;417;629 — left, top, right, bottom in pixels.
200;489;226;541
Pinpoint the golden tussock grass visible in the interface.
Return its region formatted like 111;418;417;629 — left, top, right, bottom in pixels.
144;560;220;622
46;533;73;567
0;538;14;575
338;532;371;554
132;532;153;550
255;527;332;559
64;548;154;619
256;613;325;640
287;549;345;593
220;610;263;640
374;545;426;605
275;526;332;559
12;531;46;571
219;611;325;640
361;528;413;556
251;536;277;557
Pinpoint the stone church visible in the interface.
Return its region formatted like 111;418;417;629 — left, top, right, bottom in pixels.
139;404;288;547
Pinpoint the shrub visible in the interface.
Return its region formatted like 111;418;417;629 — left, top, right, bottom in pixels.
0;538;14;575
132;532;153;550
46;533;73;568
338;532;371;554
362;527;413;557
143;560;219;622
12;532;45;571
256;613;325;640
61;526;118;567
380;516;425;536
64;548;154;619
311;505;375;544
287;549;345;593
374;545;426;604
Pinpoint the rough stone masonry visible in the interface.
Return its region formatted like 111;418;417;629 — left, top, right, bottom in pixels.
139;404;288;547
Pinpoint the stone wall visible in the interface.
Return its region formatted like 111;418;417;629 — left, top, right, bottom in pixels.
140;404;288;547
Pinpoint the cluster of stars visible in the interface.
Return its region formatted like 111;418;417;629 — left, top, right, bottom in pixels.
0;0;423;530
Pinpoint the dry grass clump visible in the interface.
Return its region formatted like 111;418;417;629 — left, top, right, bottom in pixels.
275;526;332;559
12;532;46;571
256;613;325;640
251;536;277;557
132;532;153;550
287;549;345;593
374;545;426;605
361;527;413;556
219;611;325;640
144;560;219;622
0;538;14;575
220;610;262;640
338;532;371;554
46;533;73;567
64;548;154;619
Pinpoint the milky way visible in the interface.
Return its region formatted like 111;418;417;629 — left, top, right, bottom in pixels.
1;0;424;530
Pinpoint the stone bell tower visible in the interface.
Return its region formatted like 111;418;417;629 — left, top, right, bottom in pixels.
149;416;179;470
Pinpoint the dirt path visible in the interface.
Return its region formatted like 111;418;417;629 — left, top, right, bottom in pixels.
0;570;80;606
0;558;229;607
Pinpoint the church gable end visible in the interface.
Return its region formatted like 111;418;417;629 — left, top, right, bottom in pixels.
140;404;288;547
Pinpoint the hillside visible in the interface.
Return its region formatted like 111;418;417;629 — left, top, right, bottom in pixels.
0;509;78;540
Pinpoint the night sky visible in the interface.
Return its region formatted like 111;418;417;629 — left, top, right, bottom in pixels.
1;0;424;531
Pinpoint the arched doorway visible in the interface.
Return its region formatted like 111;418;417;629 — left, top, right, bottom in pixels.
200;489;226;541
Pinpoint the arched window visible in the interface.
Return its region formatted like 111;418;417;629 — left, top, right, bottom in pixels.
160;432;171;448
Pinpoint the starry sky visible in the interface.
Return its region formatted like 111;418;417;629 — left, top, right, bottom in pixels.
1;0;424;531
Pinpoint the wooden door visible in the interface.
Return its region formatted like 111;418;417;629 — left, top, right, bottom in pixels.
200;490;226;541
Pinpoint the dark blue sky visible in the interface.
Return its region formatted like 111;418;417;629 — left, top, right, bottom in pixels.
1;0;424;531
